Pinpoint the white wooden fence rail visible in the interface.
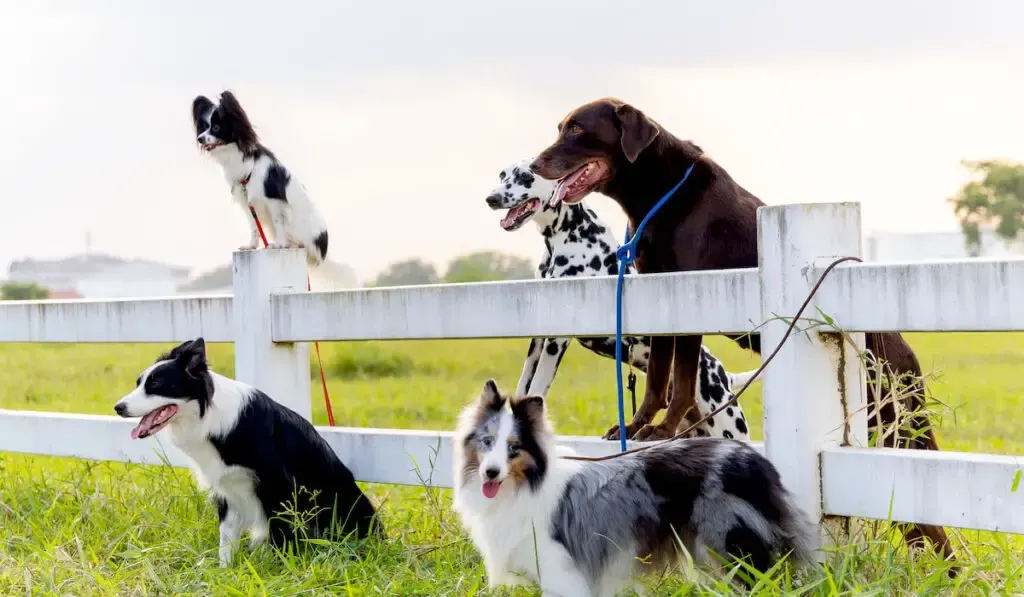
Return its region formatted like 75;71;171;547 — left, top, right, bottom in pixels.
1;202;1022;539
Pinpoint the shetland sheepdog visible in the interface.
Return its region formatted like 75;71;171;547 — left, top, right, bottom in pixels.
452;379;817;595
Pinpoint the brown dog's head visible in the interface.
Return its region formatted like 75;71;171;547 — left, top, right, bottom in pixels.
530;98;661;206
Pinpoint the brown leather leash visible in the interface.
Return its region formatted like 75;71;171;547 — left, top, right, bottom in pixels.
564;256;863;462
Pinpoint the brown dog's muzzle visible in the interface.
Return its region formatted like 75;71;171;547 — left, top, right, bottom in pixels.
530;152;586;181
529;155;560;180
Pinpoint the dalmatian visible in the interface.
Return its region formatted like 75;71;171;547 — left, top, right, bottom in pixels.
484;158;759;440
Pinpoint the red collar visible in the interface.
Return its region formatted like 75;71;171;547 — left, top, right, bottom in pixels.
239;172;251;186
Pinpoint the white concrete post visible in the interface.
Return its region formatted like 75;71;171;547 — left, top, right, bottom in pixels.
757;203;868;549
232;249;311;421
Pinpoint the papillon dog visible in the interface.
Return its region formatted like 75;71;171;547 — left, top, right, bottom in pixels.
192;90;330;266
114;338;380;567
452;380;817;596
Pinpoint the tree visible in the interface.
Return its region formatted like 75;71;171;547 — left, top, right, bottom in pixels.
1;281;51;300
371;258;440;287
950;160;1024;255
442;251;535;283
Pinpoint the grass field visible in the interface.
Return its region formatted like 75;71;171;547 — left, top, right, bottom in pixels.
1;333;1022;595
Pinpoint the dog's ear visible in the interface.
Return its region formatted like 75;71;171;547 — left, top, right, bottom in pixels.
511;395;545;424
217;90;259;149
172;338;208;378
480;379;506;411
615;103;660;163
192;95;213;127
218;90;239;107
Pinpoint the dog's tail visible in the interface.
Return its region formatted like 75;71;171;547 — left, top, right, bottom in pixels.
773;493;820;569
304;230;329;267
725;445;820;571
728;369;762;393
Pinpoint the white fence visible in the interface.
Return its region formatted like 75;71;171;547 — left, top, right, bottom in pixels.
1;202;1023;539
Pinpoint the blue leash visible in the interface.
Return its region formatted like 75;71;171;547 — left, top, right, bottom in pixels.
613;161;698;452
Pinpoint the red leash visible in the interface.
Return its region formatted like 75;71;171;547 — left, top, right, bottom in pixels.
243;179;336;426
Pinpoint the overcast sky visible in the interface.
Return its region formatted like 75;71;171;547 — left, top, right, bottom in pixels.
2;1;1022;282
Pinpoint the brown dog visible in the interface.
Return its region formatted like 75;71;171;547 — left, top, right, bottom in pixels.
530;97;955;565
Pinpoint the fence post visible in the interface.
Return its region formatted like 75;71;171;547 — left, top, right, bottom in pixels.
757;203;868;553
232;249;312;421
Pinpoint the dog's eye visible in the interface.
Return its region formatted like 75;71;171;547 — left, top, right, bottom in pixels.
211;124;220;133
480;435;494;448
567;123;583;134
508;442;521;455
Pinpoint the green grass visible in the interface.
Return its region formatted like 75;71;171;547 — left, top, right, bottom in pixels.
1;333;1023;595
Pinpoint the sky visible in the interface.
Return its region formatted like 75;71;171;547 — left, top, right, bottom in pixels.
1;1;1022;283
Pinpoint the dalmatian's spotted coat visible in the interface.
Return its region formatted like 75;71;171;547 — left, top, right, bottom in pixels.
484;158;758;441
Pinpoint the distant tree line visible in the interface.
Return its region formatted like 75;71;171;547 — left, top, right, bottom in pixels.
370;251;535;287
1;281;50;300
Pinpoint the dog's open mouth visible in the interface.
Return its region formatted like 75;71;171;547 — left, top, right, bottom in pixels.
500;199;540;231
130;404;178;439
482;480;501;499
201;142;224;151
551;160;609;206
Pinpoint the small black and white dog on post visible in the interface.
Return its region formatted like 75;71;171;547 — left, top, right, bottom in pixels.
113;338;380;567
192;90;330;266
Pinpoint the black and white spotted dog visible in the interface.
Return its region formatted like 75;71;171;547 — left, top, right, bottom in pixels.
485;159;758;441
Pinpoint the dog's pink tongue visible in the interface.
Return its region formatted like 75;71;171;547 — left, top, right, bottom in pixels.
551;167;589;206
481;480;501;499
500;203;528;230
500;210;518;230
551;181;568;206
130;405;176;439
131;413;158;442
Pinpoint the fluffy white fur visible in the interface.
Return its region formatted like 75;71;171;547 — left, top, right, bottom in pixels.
208;146;328;261
453;406;600;596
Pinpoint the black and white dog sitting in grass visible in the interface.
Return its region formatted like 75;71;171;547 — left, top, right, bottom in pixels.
113;338;380;567
485;158;758;442
453;379;817;596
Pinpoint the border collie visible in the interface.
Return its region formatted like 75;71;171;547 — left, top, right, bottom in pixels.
452;380;817;595
485;158;757;442
191;90;330;266
114;338;379;567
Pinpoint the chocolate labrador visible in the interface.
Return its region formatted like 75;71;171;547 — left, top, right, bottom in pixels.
530;97;954;565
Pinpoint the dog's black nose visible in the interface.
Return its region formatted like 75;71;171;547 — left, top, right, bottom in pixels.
485;194;504;208
484;467;500;480
114;402;127;417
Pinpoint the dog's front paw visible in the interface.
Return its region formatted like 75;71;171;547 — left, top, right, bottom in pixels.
603;422;642;441
632;423;677;441
266;242;284;249
238;244;258;251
